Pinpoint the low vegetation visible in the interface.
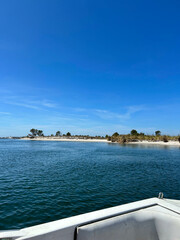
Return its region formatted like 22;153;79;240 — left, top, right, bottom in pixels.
106;130;180;144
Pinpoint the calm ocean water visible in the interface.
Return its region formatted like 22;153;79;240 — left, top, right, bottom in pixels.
0;139;180;230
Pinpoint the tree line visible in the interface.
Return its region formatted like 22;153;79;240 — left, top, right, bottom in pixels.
28;129;104;139
27;128;180;143
28;129;71;138
106;130;180;143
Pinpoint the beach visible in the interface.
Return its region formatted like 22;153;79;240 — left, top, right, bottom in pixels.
128;140;180;147
21;137;109;143
21;137;180;146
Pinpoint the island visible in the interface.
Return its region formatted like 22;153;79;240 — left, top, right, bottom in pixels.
17;129;180;146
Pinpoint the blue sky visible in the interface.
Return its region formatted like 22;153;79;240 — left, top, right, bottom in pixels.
0;0;180;136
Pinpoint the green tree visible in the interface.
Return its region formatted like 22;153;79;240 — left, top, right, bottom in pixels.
131;129;138;136
37;130;43;136
112;132;119;137
178;136;180;143
66;132;71;136
30;128;37;137
155;130;161;136
56;131;61;137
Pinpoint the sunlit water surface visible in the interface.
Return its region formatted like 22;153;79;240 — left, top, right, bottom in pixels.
0;139;179;229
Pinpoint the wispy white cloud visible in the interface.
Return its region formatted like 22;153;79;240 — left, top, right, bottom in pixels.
71;105;146;121
4;101;41;110
0;111;11;115
94;105;145;120
41;102;56;108
1;95;57;110
28;99;57;108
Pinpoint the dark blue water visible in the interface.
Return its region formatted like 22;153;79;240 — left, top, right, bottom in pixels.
0;139;180;230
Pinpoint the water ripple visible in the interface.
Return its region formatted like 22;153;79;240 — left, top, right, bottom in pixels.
0;140;180;229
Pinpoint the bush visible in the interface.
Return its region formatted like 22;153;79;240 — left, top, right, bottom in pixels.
111;137;116;142
163;136;168;142
107;136;111;141
118;136;127;144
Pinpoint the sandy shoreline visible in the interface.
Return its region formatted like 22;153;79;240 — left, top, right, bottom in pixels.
21;137;109;143
127;140;180;147
21;138;180;146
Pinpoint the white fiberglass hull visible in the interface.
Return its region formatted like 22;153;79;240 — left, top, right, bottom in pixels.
0;197;180;240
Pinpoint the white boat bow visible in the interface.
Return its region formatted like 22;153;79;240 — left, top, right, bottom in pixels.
0;197;180;240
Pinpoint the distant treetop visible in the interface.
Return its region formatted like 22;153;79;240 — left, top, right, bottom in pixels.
155;130;161;136
130;129;138;136
56;131;61;137
29;129;44;137
112;132;119;137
